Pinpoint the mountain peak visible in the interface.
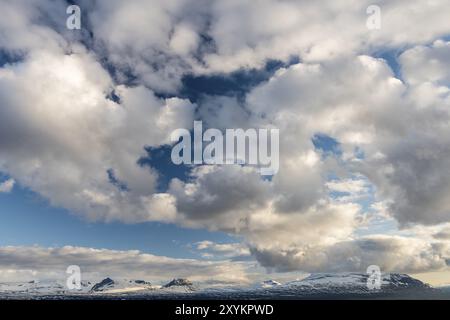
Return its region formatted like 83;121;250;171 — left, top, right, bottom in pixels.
262;280;282;288
162;278;194;289
90;278;115;292
285;272;431;294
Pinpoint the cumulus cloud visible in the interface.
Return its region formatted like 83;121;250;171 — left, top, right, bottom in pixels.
0;45;195;223
168;165;272;229
83;0;445;80
356;43;450;226
76;0;206;92
240;51;450;228
184;49;450;270
0;0;69;53
14;0;440;92
400;40;450;86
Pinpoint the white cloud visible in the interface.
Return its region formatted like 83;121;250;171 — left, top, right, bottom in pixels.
0;48;195;223
0;178;15;193
251;235;450;274
168;165;272;230
194;241;251;259
49;0;450;90
188;50;450;271
400;40;450;85
0;245;250;283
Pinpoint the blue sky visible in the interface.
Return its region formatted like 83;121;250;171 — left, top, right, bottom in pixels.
0;170;238;260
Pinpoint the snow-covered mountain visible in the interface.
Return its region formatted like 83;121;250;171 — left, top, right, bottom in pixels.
0;280;92;296
161;278;196;292
280;272;431;295
90;278;155;294
0;273;437;299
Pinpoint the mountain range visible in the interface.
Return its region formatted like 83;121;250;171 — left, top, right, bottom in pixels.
0;273;443;300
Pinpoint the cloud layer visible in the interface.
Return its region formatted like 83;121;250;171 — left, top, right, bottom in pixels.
0;245;250;283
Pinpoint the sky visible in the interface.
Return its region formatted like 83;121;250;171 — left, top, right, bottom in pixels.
1;0;450;286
